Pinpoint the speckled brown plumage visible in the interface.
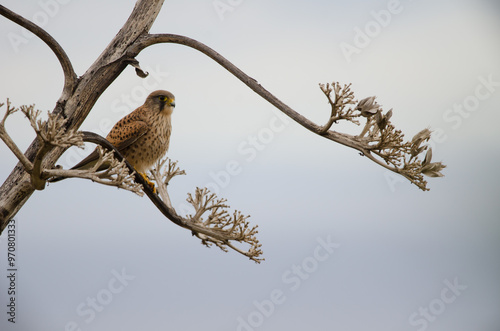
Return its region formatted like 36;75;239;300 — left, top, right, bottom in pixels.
70;90;176;174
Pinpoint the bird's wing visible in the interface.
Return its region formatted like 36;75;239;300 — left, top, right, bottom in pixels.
71;121;149;170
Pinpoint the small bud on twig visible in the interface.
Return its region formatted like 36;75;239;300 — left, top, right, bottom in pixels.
356;96;380;117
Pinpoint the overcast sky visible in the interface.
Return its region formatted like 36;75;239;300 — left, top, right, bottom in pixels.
1;0;499;330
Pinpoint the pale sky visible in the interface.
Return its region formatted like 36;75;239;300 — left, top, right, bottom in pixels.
0;1;499;330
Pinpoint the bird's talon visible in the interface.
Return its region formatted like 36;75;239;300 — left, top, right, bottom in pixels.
140;172;156;193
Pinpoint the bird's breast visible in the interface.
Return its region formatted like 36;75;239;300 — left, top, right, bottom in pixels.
123;113;172;173
146;114;172;160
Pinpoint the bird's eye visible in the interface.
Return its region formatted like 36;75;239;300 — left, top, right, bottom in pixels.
159;96;167;102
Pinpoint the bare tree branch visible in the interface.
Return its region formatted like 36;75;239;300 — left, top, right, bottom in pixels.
16;104;86;189
1;101;90;190
318;82;358;133
149;158;185;209
128;33;445;190
0;101;34;173
0;5;77;100
79;133;263;262
44;147;144;195
0;0;165;233
0;0;444;254
1;102;140;195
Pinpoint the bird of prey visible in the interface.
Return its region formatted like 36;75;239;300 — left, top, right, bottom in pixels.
50;90;176;191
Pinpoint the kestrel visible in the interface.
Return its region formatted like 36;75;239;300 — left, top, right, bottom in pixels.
51;90;176;191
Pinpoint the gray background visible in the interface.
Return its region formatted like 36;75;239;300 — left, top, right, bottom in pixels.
1;0;499;330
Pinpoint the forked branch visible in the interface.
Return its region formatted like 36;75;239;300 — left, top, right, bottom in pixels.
0;100;33;172
318;82;358;133
83;133;264;263
318;85;446;190
0;102;141;193
150;160;263;262
1;102;262;261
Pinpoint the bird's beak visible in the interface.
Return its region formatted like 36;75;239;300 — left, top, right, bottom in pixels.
169;100;176;108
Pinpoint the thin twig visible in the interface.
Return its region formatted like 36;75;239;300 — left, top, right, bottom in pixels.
0;101;34;173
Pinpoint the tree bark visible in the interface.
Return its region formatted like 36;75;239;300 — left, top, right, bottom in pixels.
0;0;165;234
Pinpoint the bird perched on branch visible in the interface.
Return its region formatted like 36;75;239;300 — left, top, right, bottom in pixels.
50;90;176;191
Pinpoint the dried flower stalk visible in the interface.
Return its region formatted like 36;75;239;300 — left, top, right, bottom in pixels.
319;83;446;190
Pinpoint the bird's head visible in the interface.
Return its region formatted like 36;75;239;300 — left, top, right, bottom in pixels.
146;90;176;114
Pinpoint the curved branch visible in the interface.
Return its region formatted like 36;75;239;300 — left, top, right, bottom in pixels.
76;131;186;227
0;0;165;234
129;34;320;128
129;34;445;190
0;101;34;173
129;35;372;161
70;132;262;262
0;5;77;99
